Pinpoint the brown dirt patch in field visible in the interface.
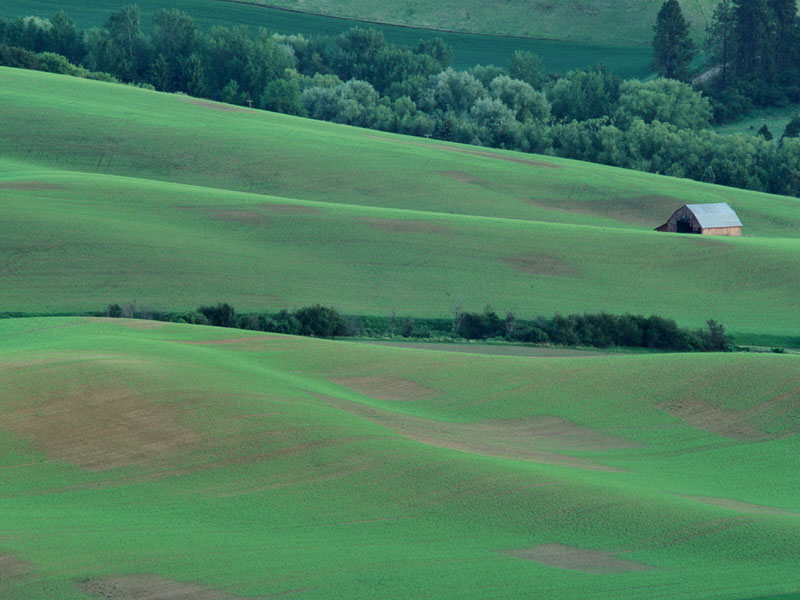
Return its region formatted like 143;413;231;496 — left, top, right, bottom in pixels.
0;553;29;579
678;495;799;517
181;97;256;113
659;387;800;441
360;217;448;234
209;209;271;225
331;376;440;401
502;544;653;573
436;170;492;187
477;416;640;450
258;203;322;214
173;335;295;346
318;394;626;471
78;575;257;599
503;254;576;276
3;384;203;471
84;317;167;330
0;181;65;190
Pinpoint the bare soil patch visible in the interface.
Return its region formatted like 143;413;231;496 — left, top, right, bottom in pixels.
3;384;203;471
659;387;800;441
478;416;640;450
502;544;653;573
84;317;167;330
360;217;448;234
318;395;626;471
503;254;576;276
174;335;295;346
436;170;492;187
0;181;65;190
181;97;255;113
258;203;321;214
0;552;29;579
331;376;439;401
78;575;254;600
209;209;271;225
679;495;799;517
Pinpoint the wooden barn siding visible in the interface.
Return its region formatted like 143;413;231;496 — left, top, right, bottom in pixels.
702;226;742;236
659;206;702;233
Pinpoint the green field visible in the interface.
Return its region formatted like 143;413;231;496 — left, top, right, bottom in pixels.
1;67;799;346
1;0;654;77
242;0;717;44
715;105;800;139
1;317;799;599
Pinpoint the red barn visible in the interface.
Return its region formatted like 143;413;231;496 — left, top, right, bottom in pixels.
656;203;742;236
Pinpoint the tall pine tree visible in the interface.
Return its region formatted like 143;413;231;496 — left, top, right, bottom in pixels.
733;0;776;79
653;0;696;81
769;0;798;73
705;0;736;87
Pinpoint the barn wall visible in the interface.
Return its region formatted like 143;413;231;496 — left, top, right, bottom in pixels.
665;206;701;233
702;226;742;236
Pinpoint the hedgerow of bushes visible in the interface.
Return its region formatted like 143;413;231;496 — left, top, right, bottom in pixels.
104;302;730;352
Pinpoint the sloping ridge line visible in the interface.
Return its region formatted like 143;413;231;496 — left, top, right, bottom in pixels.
212;0;650;47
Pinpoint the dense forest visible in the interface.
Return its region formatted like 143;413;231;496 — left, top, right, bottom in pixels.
2;2;800;196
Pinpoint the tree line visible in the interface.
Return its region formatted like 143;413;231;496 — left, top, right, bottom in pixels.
104;302;731;352
2;5;800;197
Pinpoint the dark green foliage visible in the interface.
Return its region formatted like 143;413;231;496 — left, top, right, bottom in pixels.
198;303;236;327
6;6;800;199
782;115;800;139
705;0;736;88
548;64;619;121
106;304;123;318
508;50;546;89
294;304;348;337
652;0;696;81
758;124;773;140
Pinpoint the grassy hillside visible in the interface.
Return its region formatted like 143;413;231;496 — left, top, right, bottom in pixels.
240;0;718;44
715;105;800;139
0;1;653;77
0;67;798;345
1;318;799;599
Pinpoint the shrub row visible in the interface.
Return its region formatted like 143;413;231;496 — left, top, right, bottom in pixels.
105;302;730;352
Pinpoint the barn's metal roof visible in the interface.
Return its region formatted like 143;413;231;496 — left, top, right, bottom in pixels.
685;203;742;229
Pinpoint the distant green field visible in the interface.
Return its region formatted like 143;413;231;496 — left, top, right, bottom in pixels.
1;0;653;77
242;0;717;44
715;105;800;139
1;318;799;599
0;68;798;345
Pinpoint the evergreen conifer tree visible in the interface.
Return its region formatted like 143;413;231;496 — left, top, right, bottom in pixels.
653;0;697;81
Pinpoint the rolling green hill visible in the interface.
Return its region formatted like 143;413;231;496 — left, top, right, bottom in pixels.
241;0;718;44
1;0;654;77
1;67;798;345
1;318;799;599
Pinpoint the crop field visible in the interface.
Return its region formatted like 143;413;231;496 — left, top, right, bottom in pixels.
1;0;653;77
0;318;799;599
239;0;718;44
1;68;799;346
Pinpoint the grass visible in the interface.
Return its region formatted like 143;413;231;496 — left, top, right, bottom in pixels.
0;67;798;345
715;104;800;139
222;0;716;46
0;0;654;77
0;317;799;599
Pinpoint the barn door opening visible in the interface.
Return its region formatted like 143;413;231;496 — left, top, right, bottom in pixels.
676;216;693;233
